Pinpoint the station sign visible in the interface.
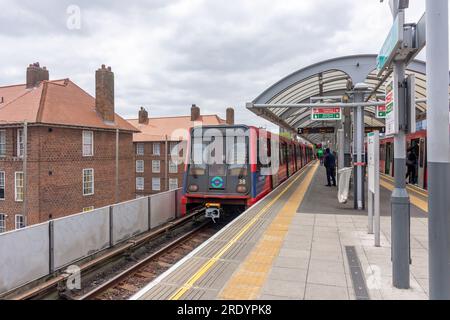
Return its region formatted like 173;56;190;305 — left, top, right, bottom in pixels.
297;127;335;135
376;105;387;118
311;107;342;120
385;79;398;135
376;11;404;75
365;126;385;134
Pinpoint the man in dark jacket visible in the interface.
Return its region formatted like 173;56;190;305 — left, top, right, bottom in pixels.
324;148;336;187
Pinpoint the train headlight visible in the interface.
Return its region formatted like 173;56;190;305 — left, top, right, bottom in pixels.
188;184;199;192
237;185;247;193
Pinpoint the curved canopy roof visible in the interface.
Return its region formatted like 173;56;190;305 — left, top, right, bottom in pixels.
248;54;450;143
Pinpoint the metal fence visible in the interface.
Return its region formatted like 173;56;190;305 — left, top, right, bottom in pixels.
0;189;183;295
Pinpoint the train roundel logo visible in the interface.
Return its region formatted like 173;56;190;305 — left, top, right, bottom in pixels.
211;176;224;188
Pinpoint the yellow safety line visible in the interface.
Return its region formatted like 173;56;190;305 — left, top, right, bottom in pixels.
169;162;318;300
380;173;428;197
219;161;319;299
380;179;428;213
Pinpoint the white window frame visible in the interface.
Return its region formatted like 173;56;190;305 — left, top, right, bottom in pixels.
83;168;94;196
136;143;144;156
15;171;24;202
169;160;178;174
15;214;25;229
0;213;5;233
17;128;24;158
169;178;178;190
152;160;161;173
82;130;94;157
152;177;161;191
136;177;145;191
0;171;5;200
0;130;6;157
136;160;144;173
153;143;160;156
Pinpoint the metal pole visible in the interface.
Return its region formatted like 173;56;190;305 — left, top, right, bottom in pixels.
391;7;410;288
343;108;352;167
165;135;169;191
353;87;365;210
22;121;28;224
115;129;119;204
426;0;450;300
368;191;374;234
352;107;357;209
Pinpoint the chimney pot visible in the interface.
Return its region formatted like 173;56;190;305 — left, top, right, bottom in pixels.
226;107;235;125
95;64;115;122
26;62;49;88
191;104;200;121
138;107;149;124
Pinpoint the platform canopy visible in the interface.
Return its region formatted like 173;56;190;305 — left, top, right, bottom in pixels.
248;54;450;144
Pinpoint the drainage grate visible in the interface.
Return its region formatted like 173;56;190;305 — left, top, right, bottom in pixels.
345;246;370;300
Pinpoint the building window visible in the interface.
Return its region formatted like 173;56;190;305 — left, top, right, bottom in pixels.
169;161;178;174
152;160;161;173
169;178;178;190
83;169;94;196
83;206;94;212
152;178;161;191
0;214;5;233
15;172;24;202
17;129;24;158
136;160;144;173
153;143;160;156
15;214;25;229
0;130;5;157
82;130;94;156
136;143;144;155
169;141;178;154
0;171;4;200
136;177;144;191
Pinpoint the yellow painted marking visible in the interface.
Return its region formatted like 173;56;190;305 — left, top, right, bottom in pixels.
168;162;318;300
381;173;428;197
380;179;428;213
219;162;319;299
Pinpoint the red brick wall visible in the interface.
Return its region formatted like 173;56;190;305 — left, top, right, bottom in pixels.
0;125;134;232
134;141;185;196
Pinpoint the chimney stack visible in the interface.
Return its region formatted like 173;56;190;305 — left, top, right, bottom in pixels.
226;107;235;125
191;104;200;121
26;62;49;88
138;107;149;124
95;64;115;122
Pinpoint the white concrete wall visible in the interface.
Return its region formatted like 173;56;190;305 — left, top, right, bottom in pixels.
0;222;50;293
53;207;110;269
112;197;149;245
151;190;176;228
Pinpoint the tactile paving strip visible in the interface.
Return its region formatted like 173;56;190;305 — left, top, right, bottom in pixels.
138;164;315;300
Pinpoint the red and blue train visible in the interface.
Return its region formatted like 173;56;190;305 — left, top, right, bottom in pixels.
180;124;314;218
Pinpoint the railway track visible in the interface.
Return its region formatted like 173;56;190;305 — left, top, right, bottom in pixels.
3;208;235;300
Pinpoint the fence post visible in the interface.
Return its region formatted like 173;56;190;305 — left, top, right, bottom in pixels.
109;206;114;247
148;196;152;231
49;220;54;274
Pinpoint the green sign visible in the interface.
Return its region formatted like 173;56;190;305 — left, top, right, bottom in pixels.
376;13;403;75
376;105;387;118
311;107;341;121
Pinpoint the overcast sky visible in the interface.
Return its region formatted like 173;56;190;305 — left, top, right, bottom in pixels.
0;0;439;132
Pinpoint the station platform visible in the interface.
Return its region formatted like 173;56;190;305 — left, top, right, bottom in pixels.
131;161;430;300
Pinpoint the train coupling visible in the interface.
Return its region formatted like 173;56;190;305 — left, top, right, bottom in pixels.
205;203;222;223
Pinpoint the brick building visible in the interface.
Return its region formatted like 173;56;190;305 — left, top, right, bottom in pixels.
0;63;138;232
127;105;234;196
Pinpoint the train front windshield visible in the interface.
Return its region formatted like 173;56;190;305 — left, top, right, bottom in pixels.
187;127;250;194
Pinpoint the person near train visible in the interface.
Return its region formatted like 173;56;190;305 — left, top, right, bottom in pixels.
406;147;417;184
317;148;324;165
324;148;337;187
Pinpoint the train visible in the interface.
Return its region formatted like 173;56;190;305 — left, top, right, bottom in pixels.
379;129;427;189
180;125;314;219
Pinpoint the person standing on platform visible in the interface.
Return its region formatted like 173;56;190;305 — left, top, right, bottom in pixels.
406;147;417;184
324;148;336;187
317;148;324;165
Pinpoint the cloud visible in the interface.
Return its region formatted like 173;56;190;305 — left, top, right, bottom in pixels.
0;0;432;133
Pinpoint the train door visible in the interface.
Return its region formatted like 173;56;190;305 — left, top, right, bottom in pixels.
385;142;393;176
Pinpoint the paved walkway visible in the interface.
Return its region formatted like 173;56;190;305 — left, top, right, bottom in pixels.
252;165;429;300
